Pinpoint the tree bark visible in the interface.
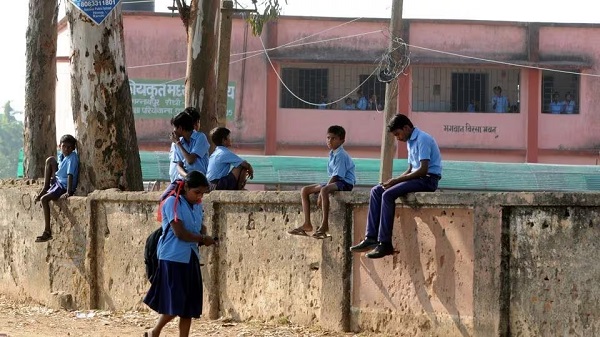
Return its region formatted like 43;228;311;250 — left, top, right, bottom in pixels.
185;0;220;137
24;0;59;179
67;3;143;193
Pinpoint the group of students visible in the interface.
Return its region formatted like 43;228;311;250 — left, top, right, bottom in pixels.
549;91;577;114
146;111;442;335
165;107;254;194
33;108;443;336
287;113;442;259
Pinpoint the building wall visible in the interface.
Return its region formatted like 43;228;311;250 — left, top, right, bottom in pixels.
55;15;600;164
538;27;600;151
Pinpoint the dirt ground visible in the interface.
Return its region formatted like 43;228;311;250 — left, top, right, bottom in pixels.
0;295;382;337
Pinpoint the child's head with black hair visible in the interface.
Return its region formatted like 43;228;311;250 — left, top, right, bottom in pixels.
386;114;413;133
326;125;346;151
171;111;195;134
210;127;231;147
386;114;414;142
59;134;77;156
183;106;201;131
182;170;210;204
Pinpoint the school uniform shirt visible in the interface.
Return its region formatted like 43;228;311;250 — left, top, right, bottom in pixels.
407;127;442;177
207;146;244;182
56;151;79;192
356;96;368;110
492;95;509;113
328;146;356;185
550;101;563;114
168;143;179;183
563;100;576;114
158;195;203;263
174;130;210;175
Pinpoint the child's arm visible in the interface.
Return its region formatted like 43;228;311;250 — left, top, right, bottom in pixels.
61;174;74;199
170;219;216;246
326;175;340;185
176;161;188;178
240;160;254;179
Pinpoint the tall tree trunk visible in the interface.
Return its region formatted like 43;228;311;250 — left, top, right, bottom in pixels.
24;0;59;179
185;0;220;136
66;4;143;193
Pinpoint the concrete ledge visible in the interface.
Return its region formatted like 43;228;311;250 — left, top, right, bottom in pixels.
1;180;600;335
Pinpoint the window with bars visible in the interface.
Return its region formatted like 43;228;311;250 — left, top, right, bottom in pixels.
280;68;328;109
541;70;579;114
279;64;381;110
412;67;521;113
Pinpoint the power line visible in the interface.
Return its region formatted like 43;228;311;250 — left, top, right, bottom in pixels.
126;29;383;69
405;42;600;78
229;16;365;57
229;30;383;65
128;60;186;69
127;16;376;69
259;37;381;108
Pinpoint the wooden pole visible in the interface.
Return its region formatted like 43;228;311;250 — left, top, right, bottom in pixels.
216;0;234;127
379;0;404;182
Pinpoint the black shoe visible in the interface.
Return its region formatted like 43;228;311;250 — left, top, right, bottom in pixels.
366;243;394;259
350;237;379;253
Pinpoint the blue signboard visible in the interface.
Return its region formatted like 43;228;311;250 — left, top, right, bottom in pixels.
70;0;121;25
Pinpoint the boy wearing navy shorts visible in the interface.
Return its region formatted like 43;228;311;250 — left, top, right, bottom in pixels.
34;134;79;242
288;125;356;239
206;127;254;190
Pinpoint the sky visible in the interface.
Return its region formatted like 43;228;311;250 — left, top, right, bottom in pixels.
1;0;599;114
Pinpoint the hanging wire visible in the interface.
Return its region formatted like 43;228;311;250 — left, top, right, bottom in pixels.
376;36;411;83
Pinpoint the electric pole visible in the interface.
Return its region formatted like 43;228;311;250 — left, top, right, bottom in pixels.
379;0;404;182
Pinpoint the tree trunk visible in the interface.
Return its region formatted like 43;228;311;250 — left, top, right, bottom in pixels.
24;0;59;179
66;3;143;193
185;0;220;137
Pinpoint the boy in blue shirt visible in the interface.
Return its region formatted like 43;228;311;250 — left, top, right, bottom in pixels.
34;134;79;242
169;107;201;183
171;108;210;177
207;127;254;190
350;114;442;259
288;125;356;239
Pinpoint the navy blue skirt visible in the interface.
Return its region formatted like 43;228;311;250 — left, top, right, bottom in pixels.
143;252;203;318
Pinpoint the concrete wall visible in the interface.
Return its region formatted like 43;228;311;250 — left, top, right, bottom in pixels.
1;180;599;335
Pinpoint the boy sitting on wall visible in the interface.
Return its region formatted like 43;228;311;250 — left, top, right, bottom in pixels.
206;127;254;190
34;134;79;243
288;125;356;239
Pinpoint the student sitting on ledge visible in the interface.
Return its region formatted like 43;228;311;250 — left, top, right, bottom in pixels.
34;134;79;243
206;127;253;190
288;125;356;239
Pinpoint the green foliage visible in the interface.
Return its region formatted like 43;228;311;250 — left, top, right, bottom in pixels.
242;0;286;36
0;102;24;179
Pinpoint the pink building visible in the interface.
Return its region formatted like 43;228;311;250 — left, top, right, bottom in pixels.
56;13;600;164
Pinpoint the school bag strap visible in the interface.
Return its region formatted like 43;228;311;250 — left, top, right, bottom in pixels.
156;180;184;222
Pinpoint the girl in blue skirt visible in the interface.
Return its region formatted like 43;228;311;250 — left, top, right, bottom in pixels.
144;170;216;337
